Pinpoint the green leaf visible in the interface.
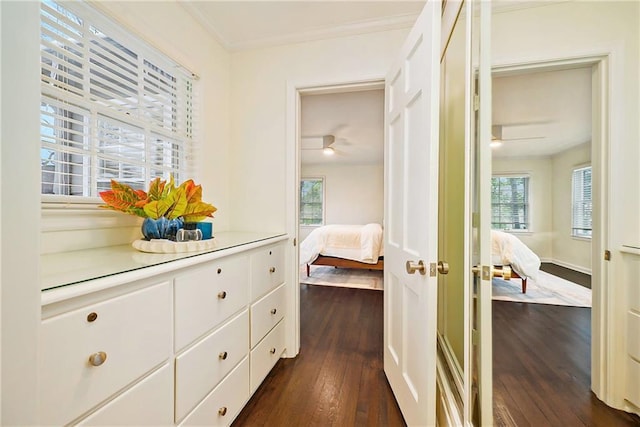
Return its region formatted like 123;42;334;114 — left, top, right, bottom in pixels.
181;201;217;222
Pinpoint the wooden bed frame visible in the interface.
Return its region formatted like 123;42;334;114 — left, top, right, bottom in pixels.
306;255;384;277
494;265;528;293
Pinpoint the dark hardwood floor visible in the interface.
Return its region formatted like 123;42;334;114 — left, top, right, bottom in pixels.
232;284;406;426
493;301;640;426
233;282;639;426
540;262;591;289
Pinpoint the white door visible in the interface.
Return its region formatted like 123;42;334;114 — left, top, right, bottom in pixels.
383;2;441;425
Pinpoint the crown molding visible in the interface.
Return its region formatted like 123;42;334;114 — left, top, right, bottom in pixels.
178;2;419;52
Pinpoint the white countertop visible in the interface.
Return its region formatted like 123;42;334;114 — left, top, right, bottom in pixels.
41;231;287;293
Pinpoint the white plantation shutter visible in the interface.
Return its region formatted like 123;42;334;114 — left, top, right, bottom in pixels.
40;0;196;198
572;166;592;237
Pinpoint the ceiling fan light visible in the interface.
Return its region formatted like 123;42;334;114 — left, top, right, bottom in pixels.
323;146;335;155
490;140;503;148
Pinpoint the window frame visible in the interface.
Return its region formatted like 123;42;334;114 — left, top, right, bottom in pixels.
299;177;326;227
571;165;593;239
40;0;197;206
490;174;531;232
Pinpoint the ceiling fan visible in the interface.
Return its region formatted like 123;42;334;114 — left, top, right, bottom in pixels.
301;134;338;155
491;124;545;147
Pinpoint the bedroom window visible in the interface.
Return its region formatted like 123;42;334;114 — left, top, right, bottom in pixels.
491;176;530;231
572;166;592;238
40;0;196;199
300;178;324;226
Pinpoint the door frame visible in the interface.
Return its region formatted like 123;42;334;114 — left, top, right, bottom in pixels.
491;54;612;404
284;78;385;357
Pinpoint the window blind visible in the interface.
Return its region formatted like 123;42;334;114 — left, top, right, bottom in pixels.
40;0;196;198
572;166;592;237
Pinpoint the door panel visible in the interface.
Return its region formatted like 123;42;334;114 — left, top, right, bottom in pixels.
383;2;441;425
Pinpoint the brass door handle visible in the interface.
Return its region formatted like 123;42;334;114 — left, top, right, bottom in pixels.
472;265;511;280
405;260;426;275
437;261;449;275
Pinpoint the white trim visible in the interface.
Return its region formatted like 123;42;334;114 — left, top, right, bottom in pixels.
620;245;640;256
286;77;385;361
436;345;466;427
179;5;419;53
549;259;592;276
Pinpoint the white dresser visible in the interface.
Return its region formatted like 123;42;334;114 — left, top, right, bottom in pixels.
40;232;288;426
622;245;640;411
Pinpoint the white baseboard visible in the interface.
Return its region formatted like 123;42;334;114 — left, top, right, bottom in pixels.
547;259;592;275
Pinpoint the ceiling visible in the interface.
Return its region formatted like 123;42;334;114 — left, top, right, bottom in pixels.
179;1;591;164
301;89;384;165
299;67;592;165
180;1;426;51
492;66;592;158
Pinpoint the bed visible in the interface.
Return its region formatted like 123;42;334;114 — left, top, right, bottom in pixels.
491;230;541;293
300;223;384;276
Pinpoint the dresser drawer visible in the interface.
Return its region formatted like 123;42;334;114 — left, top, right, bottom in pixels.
175;310;249;422
250;243;285;300
175;255;249;351
627;358;640;408
78;364;173;426
250;283;286;348
40;282;172;426
180;357;250;426
250;319;285;393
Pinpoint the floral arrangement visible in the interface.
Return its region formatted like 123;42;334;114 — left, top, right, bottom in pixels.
99;176;217;222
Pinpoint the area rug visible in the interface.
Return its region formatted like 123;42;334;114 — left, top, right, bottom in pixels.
492;270;591;307
300;265;383;290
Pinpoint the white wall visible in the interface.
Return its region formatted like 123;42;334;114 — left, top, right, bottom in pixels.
41;2;232;254
492;156;554;260
552;143;592;273
300;163;384;241
493;1;639;411
229;29;409;233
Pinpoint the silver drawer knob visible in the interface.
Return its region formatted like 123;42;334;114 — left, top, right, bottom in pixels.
270;347;276;355
217;291;227;299
218;407;227;416
270;308;277;315
219;351;228;360
88;351;107;367
269;267;276;273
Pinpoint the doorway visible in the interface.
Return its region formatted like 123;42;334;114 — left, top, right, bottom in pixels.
296;84;385;292
491;59;608;424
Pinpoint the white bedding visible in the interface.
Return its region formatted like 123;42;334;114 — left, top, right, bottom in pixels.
299;223;384;266
491;230;541;279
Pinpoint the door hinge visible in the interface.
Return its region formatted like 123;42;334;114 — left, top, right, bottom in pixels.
604;249;611;261
473;94;480;111
472;212;479;228
293;238;297;247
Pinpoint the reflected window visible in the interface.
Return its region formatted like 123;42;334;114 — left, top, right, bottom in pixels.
491;176;530;231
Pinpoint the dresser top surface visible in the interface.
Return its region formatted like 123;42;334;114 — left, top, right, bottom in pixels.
41;231;287;292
